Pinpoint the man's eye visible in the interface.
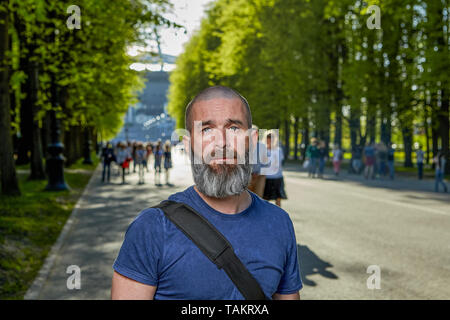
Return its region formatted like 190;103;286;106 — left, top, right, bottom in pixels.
202;127;211;134
229;126;239;132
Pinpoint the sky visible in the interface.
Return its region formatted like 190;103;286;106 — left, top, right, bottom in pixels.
160;0;214;57
128;0;213;71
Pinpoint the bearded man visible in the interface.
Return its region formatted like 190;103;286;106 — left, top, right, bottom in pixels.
111;86;302;300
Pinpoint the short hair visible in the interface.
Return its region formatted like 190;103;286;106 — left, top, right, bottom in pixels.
185;86;252;133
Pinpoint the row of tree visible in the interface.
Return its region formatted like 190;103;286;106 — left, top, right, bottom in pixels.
0;0;175;195
167;0;450;173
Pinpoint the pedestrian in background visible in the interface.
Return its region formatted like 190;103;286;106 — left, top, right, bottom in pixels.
154;141;163;187
377;142;388;178
351;145;363;174
144;143;152;173
306;138;320;178
135;143;146;184
318;140;328;178
126;141;133;175
387;142;395;180
262;133;287;207
416;146;425;180
434;150;448;193
332;144;343;176
116;142;131;184
363;142;376;179
248;125;268;198
163;140;173;186
101;142;115;183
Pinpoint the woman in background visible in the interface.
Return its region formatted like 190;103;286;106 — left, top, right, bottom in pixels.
332;144;343;176
262;132;287;207
144;143;152;173
116;142;131;184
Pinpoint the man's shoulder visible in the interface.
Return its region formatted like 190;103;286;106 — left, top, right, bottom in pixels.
252;194;291;221
131;206;166;228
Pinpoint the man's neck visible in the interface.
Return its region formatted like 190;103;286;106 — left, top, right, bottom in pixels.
193;186;252;214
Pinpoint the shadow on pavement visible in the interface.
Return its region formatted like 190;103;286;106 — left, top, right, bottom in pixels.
297;244;338;287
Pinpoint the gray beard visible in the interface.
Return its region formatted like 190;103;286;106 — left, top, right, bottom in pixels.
190;149;252;198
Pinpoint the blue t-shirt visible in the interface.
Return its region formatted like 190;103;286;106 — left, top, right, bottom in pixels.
113;186;302;300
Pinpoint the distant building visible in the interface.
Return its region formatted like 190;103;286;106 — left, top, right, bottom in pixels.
115;71;175;143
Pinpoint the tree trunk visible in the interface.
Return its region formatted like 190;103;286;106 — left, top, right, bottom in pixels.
334;106;342;148
64;126;76;167
0;7;21;196
300;116;309;161
439;88;449;174
402;125;413;167
16;89;32;164
293;116;299;160
424;104;430;165
14;18;31;166
28;61;46;180
284;119;290;159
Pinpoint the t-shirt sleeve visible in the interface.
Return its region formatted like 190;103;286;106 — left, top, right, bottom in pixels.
112;209;164;286
276;216;303;294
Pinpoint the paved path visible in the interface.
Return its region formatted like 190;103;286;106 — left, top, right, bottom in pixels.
26;153;450;299
282;164;450;300
26;150;193;299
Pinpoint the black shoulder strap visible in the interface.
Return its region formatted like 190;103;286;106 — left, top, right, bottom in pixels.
153;200;268;300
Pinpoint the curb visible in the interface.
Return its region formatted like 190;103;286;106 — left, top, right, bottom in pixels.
24;164;101;300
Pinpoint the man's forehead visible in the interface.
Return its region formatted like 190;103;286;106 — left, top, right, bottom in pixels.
191;97;246;122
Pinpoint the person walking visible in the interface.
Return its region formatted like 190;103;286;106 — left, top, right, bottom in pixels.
154;141;163;187
363;142;376;179
387;142;395;180
144;143;152;173
111;85;302;300
116;142;131;184
416;146;425;180
377;142;388;178
163;140;173;186
262;133;287;207
248;125;268;198
132;142;138;173
306;138;320;178
351;145;363;174
318;140;328;178
126;141;133;175
101;142;115;183
434;150;448;193
332;144;343;176
135;143;146;184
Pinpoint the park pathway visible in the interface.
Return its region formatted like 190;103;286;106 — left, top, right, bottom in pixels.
25;149;193;299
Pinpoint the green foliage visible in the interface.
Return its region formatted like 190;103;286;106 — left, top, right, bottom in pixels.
5;0;176;139
167;0;449;168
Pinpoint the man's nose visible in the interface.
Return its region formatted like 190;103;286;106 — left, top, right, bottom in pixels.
213;129;227;149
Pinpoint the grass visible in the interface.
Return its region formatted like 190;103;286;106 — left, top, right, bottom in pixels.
0;152;99;300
